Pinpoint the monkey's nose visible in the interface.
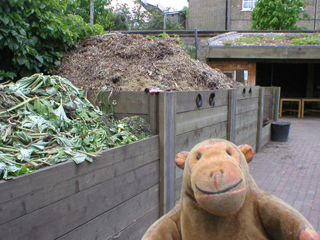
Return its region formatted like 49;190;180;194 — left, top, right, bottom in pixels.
210;170;224;190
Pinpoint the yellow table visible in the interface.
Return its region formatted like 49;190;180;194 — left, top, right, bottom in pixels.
301;98;320;118
279;98;302;118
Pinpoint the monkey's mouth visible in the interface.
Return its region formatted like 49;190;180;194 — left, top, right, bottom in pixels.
195;179;243;195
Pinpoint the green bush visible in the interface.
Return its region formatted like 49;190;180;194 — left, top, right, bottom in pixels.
251;0;310;30
0;0;104;81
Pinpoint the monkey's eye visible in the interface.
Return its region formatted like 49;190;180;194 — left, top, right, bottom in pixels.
196;153;202;160
226;150;232;156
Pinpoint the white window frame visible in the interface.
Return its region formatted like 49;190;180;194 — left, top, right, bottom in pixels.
242;0;257;11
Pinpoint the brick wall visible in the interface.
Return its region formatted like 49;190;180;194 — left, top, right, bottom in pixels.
188;0;226;30
188;0;320;31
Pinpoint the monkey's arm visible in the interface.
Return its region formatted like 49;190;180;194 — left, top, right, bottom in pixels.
142;204;181;240
258;194;319;240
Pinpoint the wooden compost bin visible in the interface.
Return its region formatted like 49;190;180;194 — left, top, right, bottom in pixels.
90;86;280;211
0;136;160;240
0;86;279;240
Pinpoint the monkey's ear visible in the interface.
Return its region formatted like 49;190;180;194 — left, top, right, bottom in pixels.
238;144;254;163
175;151;189;170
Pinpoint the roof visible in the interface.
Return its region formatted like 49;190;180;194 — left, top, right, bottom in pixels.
207;32;320;60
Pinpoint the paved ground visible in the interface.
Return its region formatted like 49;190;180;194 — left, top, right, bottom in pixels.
249;117;320;233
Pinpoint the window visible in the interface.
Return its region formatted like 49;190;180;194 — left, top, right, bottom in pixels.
242;0;257;11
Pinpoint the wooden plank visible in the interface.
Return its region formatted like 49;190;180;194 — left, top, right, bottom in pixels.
236;86;260;100
261;123;271;148
159;92;176;215
113;113;149;121
263;95;273;118
176;105;228;135
175;90;229;113
175;164;184;179
175;176;183;202
248;62;256;86
263;87;274;96
97;91;150;115
175;122;228;153
238;133;257;150
236;98;259;114
256;88;264;153
0;146;160;226
0;161;159;240
235;109;258;129
207;46;320;59
274;87;281;122
57;185;159;240
0;136;159;205
149;94;159;134
228;89;236;143
113;207;159;240
235;121;258;144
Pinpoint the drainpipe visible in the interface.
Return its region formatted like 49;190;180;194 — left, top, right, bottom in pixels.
225;0;229;30
314;0;318;30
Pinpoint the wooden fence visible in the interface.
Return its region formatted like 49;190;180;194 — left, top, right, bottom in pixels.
0;86;280;239
0;136;160;240
88;86;280;212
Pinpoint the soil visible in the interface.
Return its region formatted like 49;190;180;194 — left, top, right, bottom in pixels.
54;32;243;92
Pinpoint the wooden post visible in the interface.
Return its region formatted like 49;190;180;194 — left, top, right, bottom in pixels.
195;28;199;59
256;88;264;152
159;92;176;216
273;87;281;122
227;89;236;143
90;0;94;26
149;94;159;134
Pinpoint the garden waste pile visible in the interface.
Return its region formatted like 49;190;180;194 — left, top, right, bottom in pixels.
0;74;152;180
54;32;243;91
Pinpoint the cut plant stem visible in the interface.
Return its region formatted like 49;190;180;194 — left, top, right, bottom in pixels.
0;97;37;115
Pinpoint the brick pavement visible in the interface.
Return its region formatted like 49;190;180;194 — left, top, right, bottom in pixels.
249;117;320;233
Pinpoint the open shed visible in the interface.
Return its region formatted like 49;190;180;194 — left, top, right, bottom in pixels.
207;32;320;98
207;32;320;117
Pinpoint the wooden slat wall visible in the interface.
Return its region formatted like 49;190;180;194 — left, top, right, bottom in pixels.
0;136;160;240
174;90;229;202
263;87;275;121
261;123;272;148
234;86;260;149
0;87;279;238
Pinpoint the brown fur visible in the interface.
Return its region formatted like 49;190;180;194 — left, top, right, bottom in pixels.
142;139;319;240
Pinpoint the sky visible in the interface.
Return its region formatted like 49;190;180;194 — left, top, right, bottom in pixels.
111;0;188;11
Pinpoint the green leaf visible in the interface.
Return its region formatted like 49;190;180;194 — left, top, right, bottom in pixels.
72;152;87;164
16;132;32;143
17;148;34;161
8;41;19;51
0;15;9;25
35;55;44;64
54;103;70;122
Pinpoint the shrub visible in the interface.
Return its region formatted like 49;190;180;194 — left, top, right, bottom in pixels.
0;0;104;81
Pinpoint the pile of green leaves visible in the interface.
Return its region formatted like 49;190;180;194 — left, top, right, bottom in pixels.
0;74;152;180
0;0;105;81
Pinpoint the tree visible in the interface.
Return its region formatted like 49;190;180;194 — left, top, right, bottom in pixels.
251;0;310;30
110;3;131;30
130;0;150;30
64;0;114;29
0;0;104;80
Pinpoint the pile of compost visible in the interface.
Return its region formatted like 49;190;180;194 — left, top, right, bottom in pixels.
0;74;153;180
54;33;243;91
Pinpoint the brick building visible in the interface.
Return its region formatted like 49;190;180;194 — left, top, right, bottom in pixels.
188;0;320;31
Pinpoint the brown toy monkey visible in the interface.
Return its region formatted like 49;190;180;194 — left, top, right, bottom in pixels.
142;139;319;240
